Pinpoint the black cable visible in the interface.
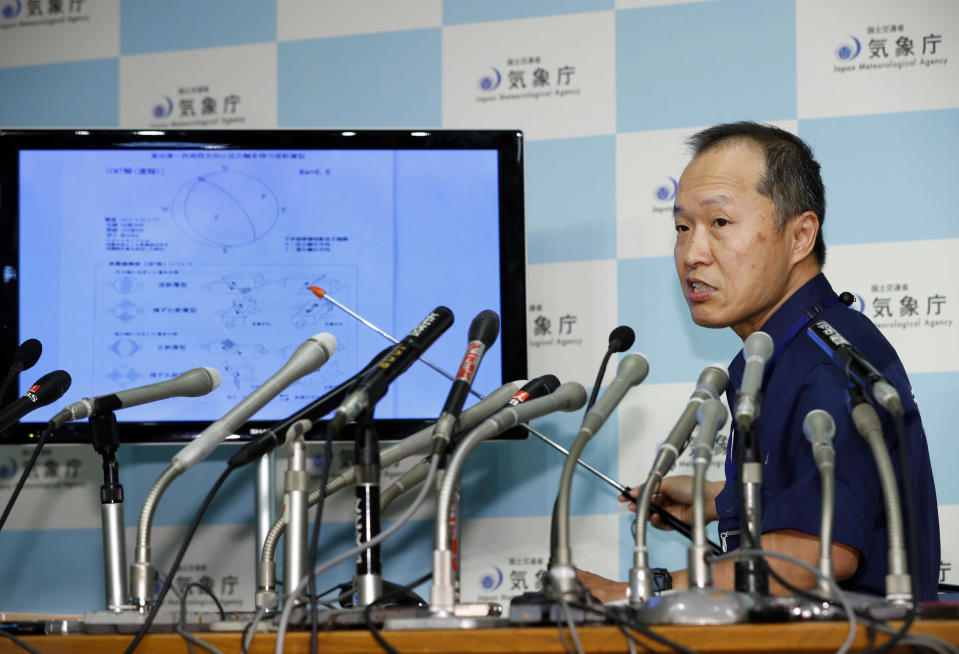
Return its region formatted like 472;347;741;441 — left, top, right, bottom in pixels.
123;465;234;654
0;629;42;654
177;581;226;654
308;426;336;654
569;599;698;654
0;426;54;536
239;620;254;654
362;571;432;654
629;506;722;556
543;572;697;654
178;580;227;621
708;545;921;654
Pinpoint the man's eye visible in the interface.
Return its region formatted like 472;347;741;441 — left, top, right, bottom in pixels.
675;224;689;233
714;218;729;227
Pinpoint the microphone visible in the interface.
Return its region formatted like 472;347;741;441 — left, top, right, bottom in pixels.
47;366;221;431
585;325;636;413
732;332;773;594
803;408;836;466
806;319;902;414
628;363;729;602
174;333;336;470
688;398;728;590
431;381;587;614
608;325;636;353
131;333;335;609
432;310;500;454
228;344;393;469
552;353;649;594
733;331;774;431
331;306;454;430
580;353;649;437
649;364;729;480
0;339;43;402
503;374;560;407
0;370;72;433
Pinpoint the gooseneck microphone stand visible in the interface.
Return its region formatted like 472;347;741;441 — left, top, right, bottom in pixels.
283;430;310;609
735;421;770;595
90;409;129;612
349;410;384;607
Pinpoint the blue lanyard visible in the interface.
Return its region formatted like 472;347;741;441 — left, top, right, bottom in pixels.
728;293;840;456
763;293;840;385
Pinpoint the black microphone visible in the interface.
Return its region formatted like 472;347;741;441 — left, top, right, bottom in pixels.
0;339;43;402
806;319;902;413
585;325;636;414
432;310;500;454
608;325;636;353
0;370;72;433
331;306;454;430
228;344;395;469
506;374;561;406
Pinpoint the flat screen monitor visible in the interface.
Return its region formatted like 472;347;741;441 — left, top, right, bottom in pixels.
0;129;526;443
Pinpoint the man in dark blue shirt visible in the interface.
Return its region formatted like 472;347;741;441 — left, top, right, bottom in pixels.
579;122;940;602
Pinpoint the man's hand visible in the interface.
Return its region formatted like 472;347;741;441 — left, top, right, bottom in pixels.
619;476;724;528
575;567;629;604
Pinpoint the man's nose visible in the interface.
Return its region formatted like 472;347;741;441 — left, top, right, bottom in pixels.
682;227;712;266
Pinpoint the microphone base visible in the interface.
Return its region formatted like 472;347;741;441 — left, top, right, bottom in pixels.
635;588;752;625
748;591;903;622
507;591;607;625
385;613;507;631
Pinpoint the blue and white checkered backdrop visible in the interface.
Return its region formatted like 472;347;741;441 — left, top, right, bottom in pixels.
1;0;957;614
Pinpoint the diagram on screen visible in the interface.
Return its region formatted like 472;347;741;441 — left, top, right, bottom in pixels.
217;296;260;328
202;274;268;295
171;171;282;249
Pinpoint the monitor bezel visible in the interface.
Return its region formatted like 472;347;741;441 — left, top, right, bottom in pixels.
0;128;527;443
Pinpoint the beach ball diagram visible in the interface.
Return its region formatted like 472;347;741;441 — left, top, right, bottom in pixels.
169;171;282;248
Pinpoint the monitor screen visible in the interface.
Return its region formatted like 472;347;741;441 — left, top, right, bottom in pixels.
0;129;526;443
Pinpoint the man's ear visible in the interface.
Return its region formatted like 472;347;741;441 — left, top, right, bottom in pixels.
790;211;819;264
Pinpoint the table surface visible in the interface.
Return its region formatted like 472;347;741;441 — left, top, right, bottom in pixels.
4;619;958;653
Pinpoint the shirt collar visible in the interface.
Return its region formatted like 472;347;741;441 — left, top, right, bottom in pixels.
728;272;836;387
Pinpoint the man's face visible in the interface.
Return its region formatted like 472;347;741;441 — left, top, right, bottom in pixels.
673;142;795;339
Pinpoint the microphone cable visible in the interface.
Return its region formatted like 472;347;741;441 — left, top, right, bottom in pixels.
307;423;336;654
0;424;54;536
362;571;432;654
0;629;42;654
123;464;235;654
274;451;442;654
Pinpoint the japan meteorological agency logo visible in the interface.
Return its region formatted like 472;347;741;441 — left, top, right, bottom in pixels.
835;35;862;62
479;68;502;91
654;177;678;202
153;96;174;119
2;1;22;18
480;565;504;591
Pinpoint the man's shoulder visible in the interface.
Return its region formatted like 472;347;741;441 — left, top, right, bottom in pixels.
817;303;902;368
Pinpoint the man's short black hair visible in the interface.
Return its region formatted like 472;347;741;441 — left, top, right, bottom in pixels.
687;122;827;266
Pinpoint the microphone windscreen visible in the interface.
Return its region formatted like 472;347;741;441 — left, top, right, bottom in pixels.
13;339;42;371
608;325;635;353
467;310;500;348
29;370;72;407
531;374;561;395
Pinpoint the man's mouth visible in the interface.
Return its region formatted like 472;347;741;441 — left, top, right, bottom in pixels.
687;280;717;300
